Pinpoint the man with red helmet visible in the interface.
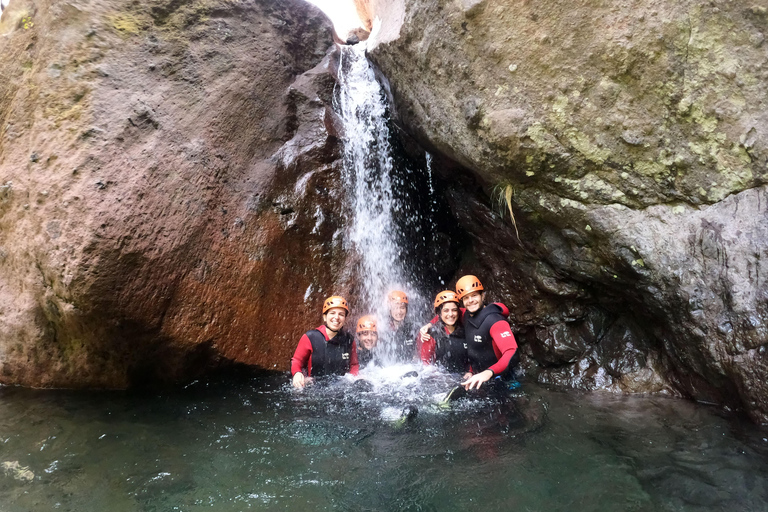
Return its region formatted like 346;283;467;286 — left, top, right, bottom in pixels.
290;295;359;388
455;275;518;390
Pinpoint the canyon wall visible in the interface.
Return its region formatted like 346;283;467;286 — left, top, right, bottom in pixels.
364;0;768;422
0;0;345;387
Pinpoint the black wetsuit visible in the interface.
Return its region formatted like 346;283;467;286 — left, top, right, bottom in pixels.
389;320;418;362
463;304;518;379
357;345;380;369
432;323;469;373
290;326;358;377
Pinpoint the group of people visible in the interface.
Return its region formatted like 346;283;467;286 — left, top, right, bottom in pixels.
290;275;518;391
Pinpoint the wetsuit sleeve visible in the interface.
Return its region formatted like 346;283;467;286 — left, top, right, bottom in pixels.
349;342;359;376
491;302;509;317
290;334;313;376
420;335;436;364
487;320;517;375
430;315;439;324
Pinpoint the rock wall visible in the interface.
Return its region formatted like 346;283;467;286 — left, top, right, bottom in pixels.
0;0;347;387
365;0;768;421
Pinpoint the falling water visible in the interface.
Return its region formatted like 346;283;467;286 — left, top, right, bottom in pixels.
336;44;405;312
424;152;442;284
335;43;433;368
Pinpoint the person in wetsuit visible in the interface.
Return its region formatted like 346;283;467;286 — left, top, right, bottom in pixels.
290;295;359;388
455;275;518;391
420;290;471;378
387;290;418;362
355;315;379;369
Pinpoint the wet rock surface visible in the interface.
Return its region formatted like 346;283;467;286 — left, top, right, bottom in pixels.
365;0;768;421
0;0;346;387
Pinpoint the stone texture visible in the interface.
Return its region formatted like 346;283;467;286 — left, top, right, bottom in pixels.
366;0;768;421
0;0;347;387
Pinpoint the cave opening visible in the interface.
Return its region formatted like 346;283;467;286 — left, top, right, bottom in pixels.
304;0;368;44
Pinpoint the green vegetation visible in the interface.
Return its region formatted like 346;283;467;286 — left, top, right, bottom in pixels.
492;182;520;240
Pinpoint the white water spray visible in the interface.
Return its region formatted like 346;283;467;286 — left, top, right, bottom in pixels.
335;43;444;367
336;44;408;332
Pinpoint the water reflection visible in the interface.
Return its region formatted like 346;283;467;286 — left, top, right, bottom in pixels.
0;375;767;511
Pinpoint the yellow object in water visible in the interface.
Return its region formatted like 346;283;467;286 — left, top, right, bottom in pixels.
2;461;35;482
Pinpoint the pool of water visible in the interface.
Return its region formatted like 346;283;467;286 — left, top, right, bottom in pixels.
1;364;767;512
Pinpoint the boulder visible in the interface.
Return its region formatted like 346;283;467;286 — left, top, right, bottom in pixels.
365;0;768;421
0;0;346;387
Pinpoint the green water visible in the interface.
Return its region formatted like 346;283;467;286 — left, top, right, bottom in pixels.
0;368;766;512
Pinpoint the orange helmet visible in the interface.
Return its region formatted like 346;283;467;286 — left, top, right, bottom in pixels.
356;315;377;333
434;290;459;310
456;275;484;300
322;295;349;314
387;290;408;304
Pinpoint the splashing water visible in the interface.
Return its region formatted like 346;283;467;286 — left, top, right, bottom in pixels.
2;377;767;512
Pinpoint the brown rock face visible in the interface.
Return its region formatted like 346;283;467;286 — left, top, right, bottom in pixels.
0;0;347;387
366;0;768;421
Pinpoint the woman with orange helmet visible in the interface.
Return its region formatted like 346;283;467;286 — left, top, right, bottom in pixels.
454;275;518;391
386;290;418;362
355;315;379;368
420;291;471;376
290;295;359;388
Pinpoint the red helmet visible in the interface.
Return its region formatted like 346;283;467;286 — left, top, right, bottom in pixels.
322;295;349;314
434;290;459;310
456;275;484;300
387;290;408;304
356;315;377;333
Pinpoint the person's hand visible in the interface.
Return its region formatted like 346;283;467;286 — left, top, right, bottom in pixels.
461;372;473;382
292;372;305;389
419;323;432;342
461;369;493;390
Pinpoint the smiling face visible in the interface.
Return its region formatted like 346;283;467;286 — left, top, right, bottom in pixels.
323;307;347;331
462;291;485;313
439;302;459;326
357;331;378;350
389;302;407;323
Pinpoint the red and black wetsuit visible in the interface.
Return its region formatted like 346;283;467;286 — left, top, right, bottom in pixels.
464;304;517;378
420;322;469;373
427;303;515;376
290;325;359;377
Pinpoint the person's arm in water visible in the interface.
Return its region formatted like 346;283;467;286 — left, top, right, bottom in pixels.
349;342;360;376
462;319;517;390
291;334;313;388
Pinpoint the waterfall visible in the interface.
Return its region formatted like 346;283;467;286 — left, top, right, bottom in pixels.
335;44;420;364
336;44;404;305
424;152;442;285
